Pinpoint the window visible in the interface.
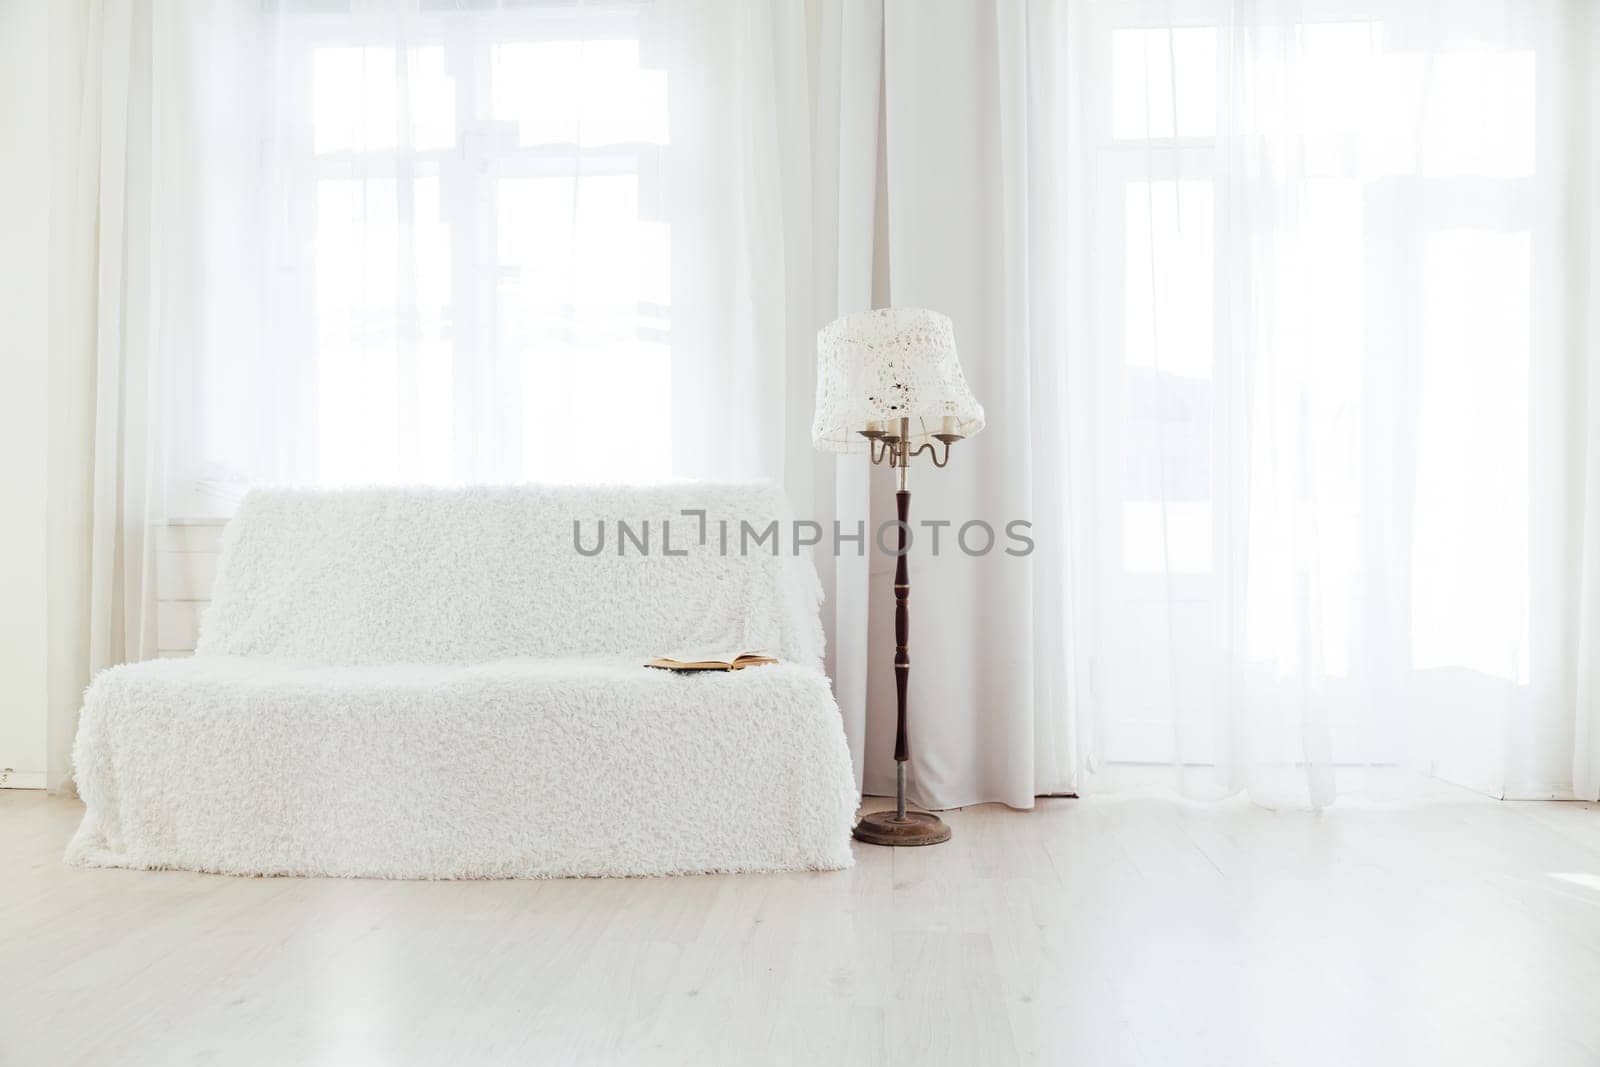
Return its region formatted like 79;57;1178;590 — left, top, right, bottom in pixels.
1087;6;1543;762
186;3;671;504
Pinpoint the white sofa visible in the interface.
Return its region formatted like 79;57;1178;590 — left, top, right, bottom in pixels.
67;484;859;878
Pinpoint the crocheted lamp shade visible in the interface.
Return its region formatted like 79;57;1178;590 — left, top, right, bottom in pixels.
811;307;986;454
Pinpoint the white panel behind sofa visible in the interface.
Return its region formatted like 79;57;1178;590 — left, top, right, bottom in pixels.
158;519;226;656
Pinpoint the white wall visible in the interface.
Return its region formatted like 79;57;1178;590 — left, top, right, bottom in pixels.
0;0;52;788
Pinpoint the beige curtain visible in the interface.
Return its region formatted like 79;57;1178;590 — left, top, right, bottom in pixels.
864;0;1083;808
1573;1;1600;801
45;0;170;793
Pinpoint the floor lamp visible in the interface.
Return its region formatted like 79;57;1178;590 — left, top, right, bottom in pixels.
812;308;986;847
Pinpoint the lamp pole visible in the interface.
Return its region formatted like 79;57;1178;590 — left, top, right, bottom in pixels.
851;416;955;847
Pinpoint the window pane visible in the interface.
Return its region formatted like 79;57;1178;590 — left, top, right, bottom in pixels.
314;176;452;485
498;172;671;482
1377;49;1535;178
314;46;454;154
1111;27;1215;139
493;39;667;147
1121;179;1215;574
1123;179;1213;377
1411;230;1530;680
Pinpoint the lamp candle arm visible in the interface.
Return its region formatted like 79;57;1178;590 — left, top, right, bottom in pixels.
862;428;957;470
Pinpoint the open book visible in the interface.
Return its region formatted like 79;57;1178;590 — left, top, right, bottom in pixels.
645;649;778;672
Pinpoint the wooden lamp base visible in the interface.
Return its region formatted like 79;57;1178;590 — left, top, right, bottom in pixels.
851;424;956;850
852;810;951;847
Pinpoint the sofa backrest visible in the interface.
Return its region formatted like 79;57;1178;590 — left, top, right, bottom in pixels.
196;484;825;667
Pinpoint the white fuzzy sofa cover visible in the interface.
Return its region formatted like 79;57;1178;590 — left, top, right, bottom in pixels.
68;485;859;878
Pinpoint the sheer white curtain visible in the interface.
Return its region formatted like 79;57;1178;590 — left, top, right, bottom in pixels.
1055;0;1600;803
43;0;882;791
876;0;1600;807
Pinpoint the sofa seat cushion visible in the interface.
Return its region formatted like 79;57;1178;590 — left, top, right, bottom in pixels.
68;656;858;879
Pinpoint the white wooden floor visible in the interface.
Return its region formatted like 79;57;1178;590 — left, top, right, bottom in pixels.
3;785;1599;1067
